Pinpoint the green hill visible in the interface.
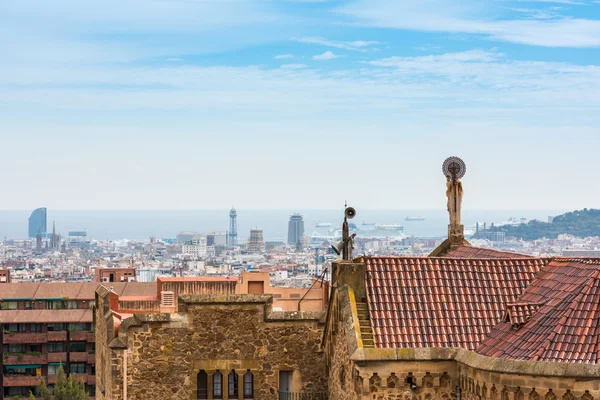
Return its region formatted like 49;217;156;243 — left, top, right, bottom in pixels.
497;209;600;240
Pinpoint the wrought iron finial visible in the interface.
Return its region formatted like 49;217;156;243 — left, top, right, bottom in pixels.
443;157;466;181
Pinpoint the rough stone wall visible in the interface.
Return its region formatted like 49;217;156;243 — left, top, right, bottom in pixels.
122;300;326;400
458;363;600;400
94;286;115;400
326;288;358;400
355;361;458;400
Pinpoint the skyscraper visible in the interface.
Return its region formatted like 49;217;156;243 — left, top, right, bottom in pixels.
28;207;47;238
227;207;238;249
288;214;304;246
247;229;265;254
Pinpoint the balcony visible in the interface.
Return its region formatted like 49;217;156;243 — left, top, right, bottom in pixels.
88;353;96;364
278;392;327;400
47;374;58;384
70;352;89;362
2;375;41;386
48;352;67;363
71;373;87;384
3;332;47;344
47;331;67;341
3;353;48;365
88;374;96;385
70;331;88;341
87;332;96;342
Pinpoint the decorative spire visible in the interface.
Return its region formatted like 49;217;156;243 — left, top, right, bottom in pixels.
442;157;466;247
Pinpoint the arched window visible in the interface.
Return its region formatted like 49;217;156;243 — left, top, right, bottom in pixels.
213;371;223;399
243;370;254;398
197;370;208;400
228;370;238;398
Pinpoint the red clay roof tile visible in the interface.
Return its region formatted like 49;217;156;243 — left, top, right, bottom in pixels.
361;256;547;350
476;258;600;364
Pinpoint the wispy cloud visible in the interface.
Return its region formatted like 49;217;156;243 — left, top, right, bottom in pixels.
312;51;342;60
275;54;294;59
280;63;307;69
294;37;379;51
335;0;600;47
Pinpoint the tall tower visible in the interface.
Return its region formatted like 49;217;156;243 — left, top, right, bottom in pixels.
288;214;304;246
228;207;237;249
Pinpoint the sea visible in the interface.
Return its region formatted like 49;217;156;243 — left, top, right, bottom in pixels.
0;209;565;242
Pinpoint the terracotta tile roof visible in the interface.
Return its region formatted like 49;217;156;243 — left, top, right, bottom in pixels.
362;256;547;350
477;258;600;363
157;277;238;282
444;245;533;259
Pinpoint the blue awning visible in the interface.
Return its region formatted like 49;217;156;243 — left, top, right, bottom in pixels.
4;364;42;369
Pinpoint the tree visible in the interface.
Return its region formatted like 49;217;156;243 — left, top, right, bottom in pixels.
38;376;51;400
37;365;89;400
29;391;36;400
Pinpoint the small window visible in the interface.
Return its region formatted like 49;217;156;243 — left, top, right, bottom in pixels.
213;371;223;399
48;364;65;375
4;344;26;353
46;300;64;310
72;323;88;331
243;370;254;398
7;323;26;332
197;370;208;400
24;301;34;310
47;342;65;353
47;323;66;331
69;342;86;352
2;301;18;310
69;363;86;374
30;323;42;333
65;301;78;309
228;370;238;398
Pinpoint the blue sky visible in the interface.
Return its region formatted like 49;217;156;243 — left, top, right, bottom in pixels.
0;0;599;211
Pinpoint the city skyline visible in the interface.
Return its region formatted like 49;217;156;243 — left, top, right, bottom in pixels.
1;0;599;210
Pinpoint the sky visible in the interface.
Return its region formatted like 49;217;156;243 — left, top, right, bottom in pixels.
0;0;599;211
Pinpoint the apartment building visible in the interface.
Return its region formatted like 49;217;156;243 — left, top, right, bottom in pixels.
0;279;155;399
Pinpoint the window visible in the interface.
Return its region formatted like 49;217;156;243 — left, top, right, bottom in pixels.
228;370;238;398
2;301;18;310
24;301;34;310
88;300;96;309
7;323;26;332
48;364;65;375
197;370;208;400
213;371;223;399
70;363;86;374
279;371;292;393
46;301;63;309
47;323;66;331
4;344;26;353
65;301;78;309
47;342;65;353
244;370;254;398
30;323;42;333
72;323;88;331
69;342;86;352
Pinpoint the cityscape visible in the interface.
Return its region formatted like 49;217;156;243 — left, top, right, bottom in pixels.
2;0;600;399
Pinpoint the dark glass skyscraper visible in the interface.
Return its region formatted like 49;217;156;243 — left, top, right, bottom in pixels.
28;207;47;238
287;214;304;245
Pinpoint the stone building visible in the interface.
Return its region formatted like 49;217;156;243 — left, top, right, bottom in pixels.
95;287;327;400
322;164;600;400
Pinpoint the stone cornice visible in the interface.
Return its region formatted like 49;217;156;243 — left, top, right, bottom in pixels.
349;347;600;378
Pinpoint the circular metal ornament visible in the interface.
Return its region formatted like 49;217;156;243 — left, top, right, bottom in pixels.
442;156;466;180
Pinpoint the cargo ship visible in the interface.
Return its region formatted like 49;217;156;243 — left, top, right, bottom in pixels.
404;216;425;221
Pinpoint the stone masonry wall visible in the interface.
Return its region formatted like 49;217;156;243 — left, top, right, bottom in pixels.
121;298;326;400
